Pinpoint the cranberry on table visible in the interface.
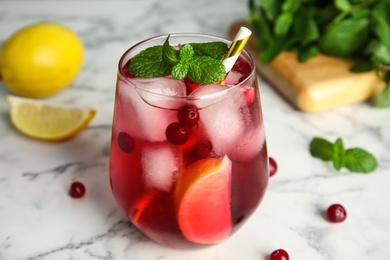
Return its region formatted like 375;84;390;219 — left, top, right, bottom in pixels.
69;181;86;198
165;122;190;145
177;105;200;127
326;204;347;223
270;249;289;260
269;157;278;177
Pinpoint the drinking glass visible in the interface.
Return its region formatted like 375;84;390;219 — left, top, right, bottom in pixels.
109;33;269;248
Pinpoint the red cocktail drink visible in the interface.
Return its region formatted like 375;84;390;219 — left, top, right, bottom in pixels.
110;33;268;248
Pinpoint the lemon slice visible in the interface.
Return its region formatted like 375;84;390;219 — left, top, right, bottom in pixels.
6;95;96;141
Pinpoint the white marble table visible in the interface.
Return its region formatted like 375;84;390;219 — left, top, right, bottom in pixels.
1;1;389;259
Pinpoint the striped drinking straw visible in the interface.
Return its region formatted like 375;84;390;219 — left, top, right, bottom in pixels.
222;26;252;74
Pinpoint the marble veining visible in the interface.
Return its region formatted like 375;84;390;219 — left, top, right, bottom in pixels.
0;0;390;259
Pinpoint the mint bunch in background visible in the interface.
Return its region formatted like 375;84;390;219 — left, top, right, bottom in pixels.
248;0;390;107
310;137;378;173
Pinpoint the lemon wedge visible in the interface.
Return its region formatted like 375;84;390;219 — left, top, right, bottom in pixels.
175;155;232;244
6;95;96;141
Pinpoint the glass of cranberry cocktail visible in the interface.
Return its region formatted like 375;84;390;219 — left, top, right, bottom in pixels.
109;33;269;248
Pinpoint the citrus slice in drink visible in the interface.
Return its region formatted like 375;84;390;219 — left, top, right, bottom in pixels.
175;155;232;244
6;95;96;141
129;189;158;224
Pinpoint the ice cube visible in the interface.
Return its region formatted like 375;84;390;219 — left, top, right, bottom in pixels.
224;71;243;85
228;125;265;162
132;77;187;109
189;84;232;108
192;84;248;157
141;142;182;192
117;76;182;142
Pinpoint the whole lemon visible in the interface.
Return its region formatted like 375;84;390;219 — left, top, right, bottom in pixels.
0;22;83;98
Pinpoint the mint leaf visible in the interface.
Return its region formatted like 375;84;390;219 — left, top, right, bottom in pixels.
167;43;193;80
129;45;171;77
172;61;189;80
293;8;319;46
309;137;333;161
374;80;390;108
189;42;228;60
274;12;293;36
299;45;319;62
162;36;180;66
309;137;378;173
180;44;194;60
372;1;390;48
320;16;370;58
373;44;390;65
345;148;378;173
335;0;351;12
255;0;281;20
282;0;301;13
332;138;346;171
188;56;226;84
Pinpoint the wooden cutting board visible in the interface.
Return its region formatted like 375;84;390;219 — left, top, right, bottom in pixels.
229;21;385;112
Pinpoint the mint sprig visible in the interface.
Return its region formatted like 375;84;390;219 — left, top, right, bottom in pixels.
129;35;228;84
309;137;378;173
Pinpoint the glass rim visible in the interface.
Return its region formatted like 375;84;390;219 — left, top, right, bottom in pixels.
117;33;256;101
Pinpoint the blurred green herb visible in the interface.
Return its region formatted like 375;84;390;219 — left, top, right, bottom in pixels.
248;0;390;107
310;137;378;173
